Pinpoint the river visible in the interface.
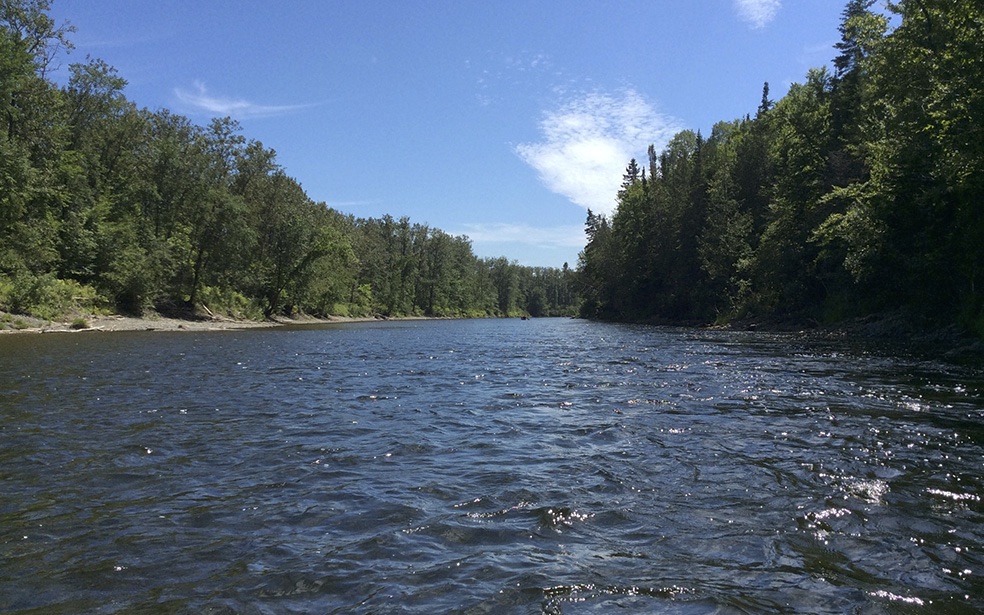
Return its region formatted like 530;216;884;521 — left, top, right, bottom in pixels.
1;318;981;613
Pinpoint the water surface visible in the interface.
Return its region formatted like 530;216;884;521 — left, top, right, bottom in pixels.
1;318;981;613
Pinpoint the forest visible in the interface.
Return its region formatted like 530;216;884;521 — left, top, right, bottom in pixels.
5;1;981;335
0;1;577;324
578;0;984;337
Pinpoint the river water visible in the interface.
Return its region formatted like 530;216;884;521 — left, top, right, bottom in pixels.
0;318;981;614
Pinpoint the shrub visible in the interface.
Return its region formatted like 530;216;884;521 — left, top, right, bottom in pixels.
0;268;110;321
197;286;264;320
8;273;68;320
1;272;108;320
330;302;350;318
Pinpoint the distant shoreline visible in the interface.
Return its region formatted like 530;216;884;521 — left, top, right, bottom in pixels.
6;311;980;360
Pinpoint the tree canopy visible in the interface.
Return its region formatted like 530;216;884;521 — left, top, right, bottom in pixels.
0;0;576;322
577;0;984;337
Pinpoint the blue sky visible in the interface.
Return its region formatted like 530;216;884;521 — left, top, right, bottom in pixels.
48;0;848;268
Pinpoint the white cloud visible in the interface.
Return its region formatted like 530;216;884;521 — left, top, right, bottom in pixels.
515;89;681;217
734;0;782;29
174;81;311;119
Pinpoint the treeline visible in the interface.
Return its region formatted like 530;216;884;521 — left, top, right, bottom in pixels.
0;1;576;321
578;0;984;335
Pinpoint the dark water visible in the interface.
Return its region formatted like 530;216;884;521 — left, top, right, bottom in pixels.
1;318;982;614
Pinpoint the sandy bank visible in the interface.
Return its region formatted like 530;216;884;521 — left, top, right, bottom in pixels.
0;312;407;335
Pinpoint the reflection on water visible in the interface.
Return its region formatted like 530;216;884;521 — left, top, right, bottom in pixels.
0;318;982;613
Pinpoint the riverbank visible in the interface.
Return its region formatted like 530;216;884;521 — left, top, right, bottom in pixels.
716;309;984;360
0;311;412;334
6;309;981;359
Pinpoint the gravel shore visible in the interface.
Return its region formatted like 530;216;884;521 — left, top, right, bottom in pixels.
0;313;390;334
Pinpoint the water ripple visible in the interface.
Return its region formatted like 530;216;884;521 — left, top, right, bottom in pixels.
0;319;981;613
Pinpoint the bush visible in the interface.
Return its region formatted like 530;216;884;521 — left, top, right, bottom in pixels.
197;286;264;320
0;272;109;321
329;302;350;318
100;243;157;315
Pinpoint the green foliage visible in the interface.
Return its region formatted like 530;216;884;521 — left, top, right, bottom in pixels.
0;271;104;320
577;0;984;337
196;285;264;321
0;0;578;324
97;225;158;314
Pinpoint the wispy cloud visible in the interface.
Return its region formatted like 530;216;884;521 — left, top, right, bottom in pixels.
460;222;587;249
468;49;571;107
515;89;681;217
174;81;312;119
734;0;782;29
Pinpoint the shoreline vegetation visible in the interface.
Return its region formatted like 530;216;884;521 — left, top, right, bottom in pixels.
575;2;984;341
0;2;578;331
3;2;982;346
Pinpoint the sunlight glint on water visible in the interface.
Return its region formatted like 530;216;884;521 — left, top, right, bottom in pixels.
0;318;981;613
